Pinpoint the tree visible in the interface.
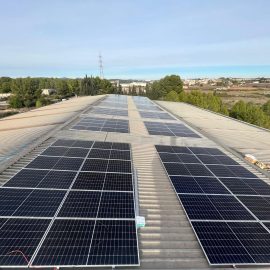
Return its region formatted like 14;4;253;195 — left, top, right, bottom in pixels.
230;101;270;129
146;75;183;100
165;90;179;102
0;77;12;93
56;80;69;96
9;95;23;108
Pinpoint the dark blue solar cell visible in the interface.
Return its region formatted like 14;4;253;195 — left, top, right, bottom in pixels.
172;146;192;154
26;156;60;169
3;169;49;188
218;177;258;195
72;172;105;190
87;220;139;266
98;192;135;218
82;159;109;172
170;176;203;193
179;194;254;221
206;165;236;177
110;150;131;160
103;173;133;191
228;166;257;178
237;196;270;220
194;177;230;194
64;148;89;158
164;163;190;175
159;153;180;162
155;145;174;153
93;141;112;150
107;160;131;173
88;149;111;159
14;189;66;217
37;170;76;189
192;221;254;264
179;194;223;220
0;188;32;216
33;219;95;266
0;218;51;266
58;191;101;218
41;147;68;156
112;142;130;150
184;164;213;176
53;157;84;170
72;140;93;148
177;154;200;163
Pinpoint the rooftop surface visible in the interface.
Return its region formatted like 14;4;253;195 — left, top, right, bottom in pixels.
0;95;103;168
0;95;269;269
157;101;270;169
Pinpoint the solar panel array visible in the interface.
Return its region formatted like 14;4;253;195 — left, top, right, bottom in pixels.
105;95;127;103
133;96;163;111
156;144;270;265
132;96;153;105
144;121;201;138
139;111;175;120
0;139;139;268
97;101;128;109
71;117;129;133
90;107;128;117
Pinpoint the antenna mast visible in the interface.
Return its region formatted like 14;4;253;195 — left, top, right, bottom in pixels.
99;53;104;79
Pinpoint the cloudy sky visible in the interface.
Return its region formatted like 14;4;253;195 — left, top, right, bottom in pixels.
0;0;269;78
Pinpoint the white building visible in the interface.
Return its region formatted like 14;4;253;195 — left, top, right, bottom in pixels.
120;82;147;93
41;89;56;95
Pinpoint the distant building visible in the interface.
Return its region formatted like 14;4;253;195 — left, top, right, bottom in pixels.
42;89;56;95
109;80;120;87
0;93;11;99
120;82;147;93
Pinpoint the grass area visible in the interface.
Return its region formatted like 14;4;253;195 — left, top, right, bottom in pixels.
187;87;270;109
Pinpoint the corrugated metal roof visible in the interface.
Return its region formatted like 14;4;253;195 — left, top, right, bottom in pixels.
0;95;269;269
157;101;270;172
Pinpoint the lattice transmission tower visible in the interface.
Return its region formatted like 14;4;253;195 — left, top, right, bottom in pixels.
98;53;104;79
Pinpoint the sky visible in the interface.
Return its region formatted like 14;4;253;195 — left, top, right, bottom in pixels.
0;0;270;79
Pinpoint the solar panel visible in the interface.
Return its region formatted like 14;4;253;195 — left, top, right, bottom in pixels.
179;194;254;220
136;104;163;111
191;221;270;264
97;101;128;109
87;220;138;266
90;107;128;117
0;218;51;266
58;191;101;218
0;139;139;268
71;117;129;134
237;196;270;220
32;219;95;266
139;111;175;120
144;121;201;137
4;169;77;189
156;144;270;265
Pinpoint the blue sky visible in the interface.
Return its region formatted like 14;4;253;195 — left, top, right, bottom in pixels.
0;0;270;79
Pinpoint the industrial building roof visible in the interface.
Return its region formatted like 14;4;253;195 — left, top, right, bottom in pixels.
0;95;269;269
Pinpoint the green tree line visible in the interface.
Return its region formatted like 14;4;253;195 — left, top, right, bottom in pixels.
144;75;270;130
0;76;121;108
